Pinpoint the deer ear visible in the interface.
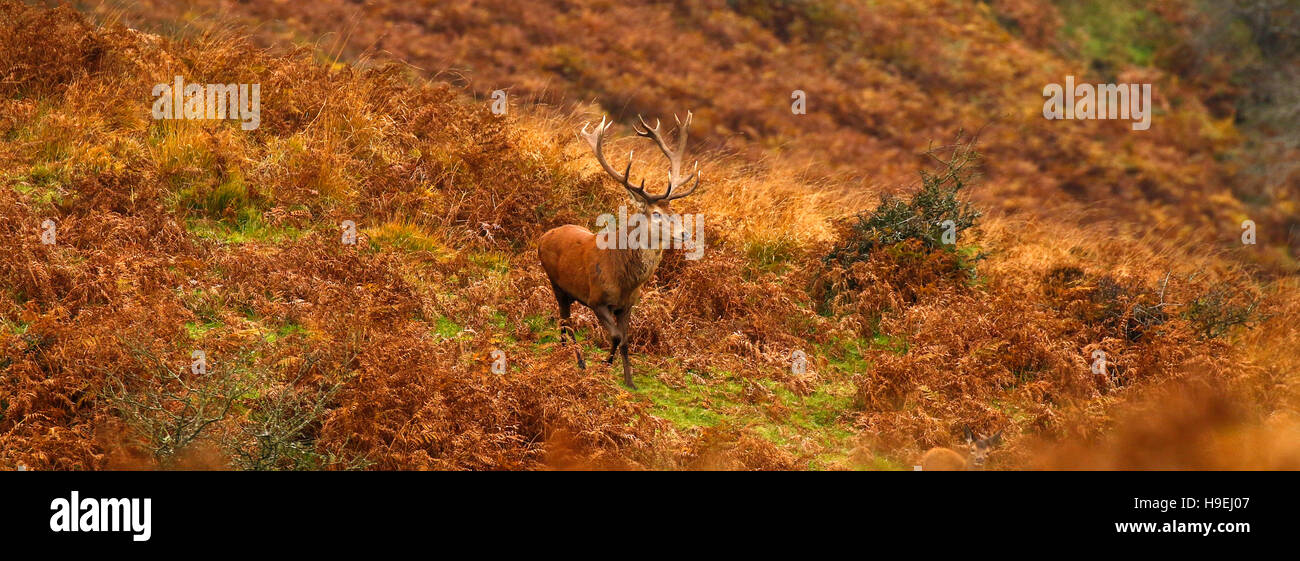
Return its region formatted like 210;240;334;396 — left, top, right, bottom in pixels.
988;430;1003;446
963;427;975;444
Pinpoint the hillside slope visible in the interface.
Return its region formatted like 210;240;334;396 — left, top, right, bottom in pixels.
67;0;1300;258
1;1;1297;470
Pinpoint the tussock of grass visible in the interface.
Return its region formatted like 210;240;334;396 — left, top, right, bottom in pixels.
363;221;442;252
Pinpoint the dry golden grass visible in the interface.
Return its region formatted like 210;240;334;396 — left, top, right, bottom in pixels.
0;1;1296;471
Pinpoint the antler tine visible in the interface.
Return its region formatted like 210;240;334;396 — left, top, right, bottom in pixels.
580;115;659;202
673;111;692;160
663;164;700;202
623;149;656;202
633;115;662;135
634;114;682;180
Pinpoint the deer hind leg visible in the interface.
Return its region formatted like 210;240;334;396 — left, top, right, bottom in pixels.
553;285;585;370
616;310;635;389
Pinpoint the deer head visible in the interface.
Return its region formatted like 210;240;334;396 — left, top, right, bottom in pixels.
964;428;1003;470
579;112;701;249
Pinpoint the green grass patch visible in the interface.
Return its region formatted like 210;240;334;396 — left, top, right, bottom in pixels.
467;251;511;274
431;316;464;341
186;210;301;244
522;313;562;343
817;336;871;374
637;372;733;429
634;365;865;469
1054;0;1173;74
177;170;254;218
263;321;309;344
184;319;222;339
8;164;67;209
175;170;298;244
745;237;801;275
1;319;31;336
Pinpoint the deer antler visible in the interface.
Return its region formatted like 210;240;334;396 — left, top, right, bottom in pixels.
580;112;702;203
580;116;655;202
633;112;700;201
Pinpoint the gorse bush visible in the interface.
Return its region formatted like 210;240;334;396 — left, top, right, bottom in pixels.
811;135;983;321
99;343;249;468
1184;284;1263;339
100;341;365;470
228;354;367;471
825;134;983;268
1098;274;1176;342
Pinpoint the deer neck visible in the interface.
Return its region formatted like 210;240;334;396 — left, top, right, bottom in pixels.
612;245;664;292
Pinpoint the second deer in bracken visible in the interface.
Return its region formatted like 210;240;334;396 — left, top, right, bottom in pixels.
537;112;702;389
919;428;1003;471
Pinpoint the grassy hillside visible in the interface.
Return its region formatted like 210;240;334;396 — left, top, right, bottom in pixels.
64;0;1300;253
1;1;1297;470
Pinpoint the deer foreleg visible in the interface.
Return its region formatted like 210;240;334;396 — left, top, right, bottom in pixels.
594;306;621;365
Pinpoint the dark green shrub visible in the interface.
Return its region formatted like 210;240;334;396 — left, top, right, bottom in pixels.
1185;285;1263;339
825;134;983;267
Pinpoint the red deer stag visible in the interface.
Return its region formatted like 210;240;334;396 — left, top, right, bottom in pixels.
537;112;702;389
